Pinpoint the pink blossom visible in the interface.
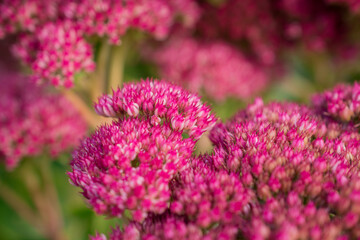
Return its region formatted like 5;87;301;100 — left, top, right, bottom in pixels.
149;37;268;101
208;98;360;239
68;118;195;221
312;82;360;122
94;215;203;240
12;21;95;87
0;70;87;170
95;80;217;140
0;0;201;86
88;95;360;238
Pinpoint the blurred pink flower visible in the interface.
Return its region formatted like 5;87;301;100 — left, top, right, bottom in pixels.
312;82;360;122
0;0;201;87
12;21;95;88
150;37;268;101
197;0;354;65
0;70;87;170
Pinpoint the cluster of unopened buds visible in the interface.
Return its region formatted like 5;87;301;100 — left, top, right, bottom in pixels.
312;82;360;122
68;79;360;240
69;80;217;223
0;0;200;87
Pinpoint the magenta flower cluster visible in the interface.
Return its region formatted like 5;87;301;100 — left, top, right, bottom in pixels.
149;37;268;101
69;80;217;222
209;98;360;239
72;81;360;240
69;119;194;222
0;69;87;170
0;0;200;87
312;82;360;122
94;79;217;140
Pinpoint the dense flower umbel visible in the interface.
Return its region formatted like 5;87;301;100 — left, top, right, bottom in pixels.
88;95;360;239
12;21;95;87
68;118;195;222
150;37;268;101
89;157;253;240
312;82;360;122
0;70;87;170
94;213;246;240
91;214;203;240
209;99;360;239
0;0;200;87
169;158;252;234
95;80;217;140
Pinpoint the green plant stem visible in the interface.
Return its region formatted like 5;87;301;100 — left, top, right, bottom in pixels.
92;39;110;101
107;39;128;93
0;180;43;233
38;156;68;240
60;88;100;128
22;158;68;240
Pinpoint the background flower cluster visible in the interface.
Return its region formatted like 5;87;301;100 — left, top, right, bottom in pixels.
1;0;360;240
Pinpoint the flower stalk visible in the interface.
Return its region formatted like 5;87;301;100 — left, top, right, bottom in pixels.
107;39;128;93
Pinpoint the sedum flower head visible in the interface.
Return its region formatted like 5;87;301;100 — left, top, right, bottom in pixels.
312;82;360;123
150;37;268;101
12;21;95;87
69;118;195;222
95;80;217;140
82;85;360;239
70;80;217;222
0;70;87;170
90;158;252;240
208;98;360;239
0;0;200;87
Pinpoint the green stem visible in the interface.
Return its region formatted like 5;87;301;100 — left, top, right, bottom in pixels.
92;39;111;101
107;39;128;93
38;156;68;240
61;88;100;128
0;180;43;233
21;157;68;240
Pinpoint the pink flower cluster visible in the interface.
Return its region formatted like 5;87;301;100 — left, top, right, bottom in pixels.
90;160;253;240
0;0;200;87
0;70;87;170
88;82;360;240
209;98;360;239
12;21;95;87
149;37;268;101
197;0;281;66
95;80;217;140
69;80;217;222
312;82;360;122
197;0;354;66
69;118;194;221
